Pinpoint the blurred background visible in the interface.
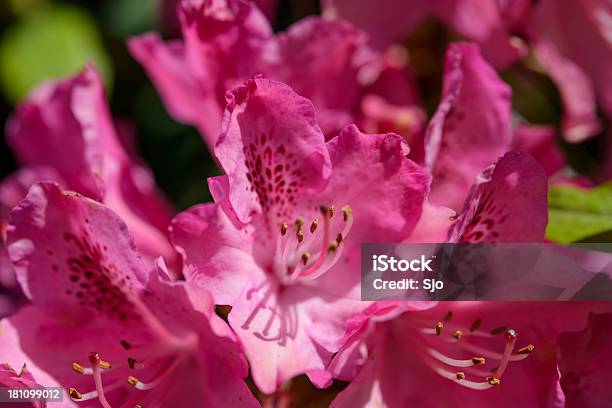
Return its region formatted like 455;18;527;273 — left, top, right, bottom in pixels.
0;0;323;211
0;0;609;230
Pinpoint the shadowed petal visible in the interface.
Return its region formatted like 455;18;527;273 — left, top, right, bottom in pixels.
448;151;548;243
425;43;512;211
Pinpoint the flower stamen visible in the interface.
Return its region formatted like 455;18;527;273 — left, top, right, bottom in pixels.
89;352;113;408
420;314;533;391
275;204;353;284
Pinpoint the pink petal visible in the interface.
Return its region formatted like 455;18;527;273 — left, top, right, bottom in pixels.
330;353;383;408
327;300;437;382
215;77;332;225
530;0;612;137
358;49;426;154
0;309;70;407
322;0;432;50
5;68;115;200
448;151;548;242
0;305;137;407
177;0;272;84
405;201;455;243
0;167;64;216
171;205;338;393
557;313;612;406
332;301;605;407
5;66;175;266
323;0;525;68
274;17;371;136
297;125;429;304
1;167;65;293
7;182;149;316
316;124;429;244
512;125;565;176
0;359;47;406
143;262;251;380
227;281;331;394
169;203;264;305
533;39;602;143
425;43;512;211
438;0;526;68
127;33;223;147
102;163;177;268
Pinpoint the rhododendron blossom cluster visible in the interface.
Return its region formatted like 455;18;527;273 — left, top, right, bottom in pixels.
1;0;611;407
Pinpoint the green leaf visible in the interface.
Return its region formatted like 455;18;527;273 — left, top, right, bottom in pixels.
547;182;612;243
0;5;113;103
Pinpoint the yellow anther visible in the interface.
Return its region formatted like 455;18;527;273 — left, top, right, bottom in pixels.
456;372;465;380
328;241;339;253
342;205;352;221
310;219;318;233
452;330;463;340
487;377;501;386
297;228;304;243
99;360;112;370
69;388;82;400
518;344;535;355
128;376;139;387
472;357;486;365
72;362;85;374
301;252;311;265
280;222;288;236
435;322;444;335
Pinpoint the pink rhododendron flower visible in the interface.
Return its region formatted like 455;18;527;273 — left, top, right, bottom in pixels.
1;181;258;408
324;0;611;143
330;302;612;408
170;77;432;393
322;0;527;68
4;65;176;268
129;0;423;148
327;149;551;405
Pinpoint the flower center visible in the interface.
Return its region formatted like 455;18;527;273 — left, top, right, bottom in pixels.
414;311;534;389
273;204;353;285
68;334;198;407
